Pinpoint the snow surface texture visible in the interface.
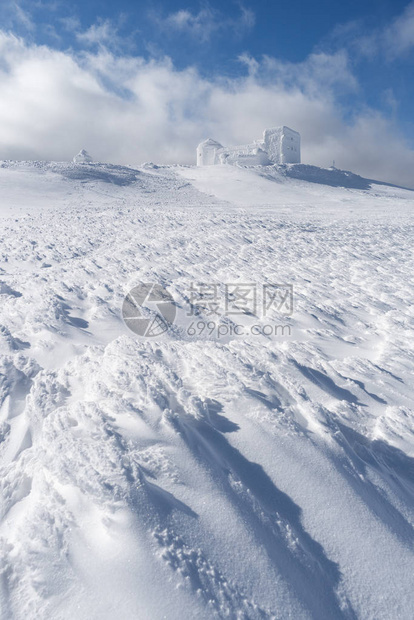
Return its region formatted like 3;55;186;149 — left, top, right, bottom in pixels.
0;159;414;619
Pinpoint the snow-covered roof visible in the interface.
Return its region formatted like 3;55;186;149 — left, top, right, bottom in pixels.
198;138;223;148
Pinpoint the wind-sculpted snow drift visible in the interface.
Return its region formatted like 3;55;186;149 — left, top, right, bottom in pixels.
0;159;413;619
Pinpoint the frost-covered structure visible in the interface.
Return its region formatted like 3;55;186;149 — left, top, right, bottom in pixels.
197;126;300;166
73;149;93;164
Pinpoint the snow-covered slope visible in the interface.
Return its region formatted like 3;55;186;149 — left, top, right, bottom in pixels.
0;160;413;619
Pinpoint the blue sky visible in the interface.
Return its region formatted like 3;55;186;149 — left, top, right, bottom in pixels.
0;0;414;185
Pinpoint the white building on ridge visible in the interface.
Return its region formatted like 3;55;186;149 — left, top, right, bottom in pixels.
197;126;300;166
73;149;93;164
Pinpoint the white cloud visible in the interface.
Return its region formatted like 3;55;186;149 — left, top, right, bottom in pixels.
153;4;255;42
0;31;413;188
59;15;81;33
76;19;121;49
0;1;35;32
12;2;34;30
240;50;358;94
384;1;414;58
327;2;414;61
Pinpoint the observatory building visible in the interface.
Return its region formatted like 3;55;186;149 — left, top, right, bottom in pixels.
197;126;300;166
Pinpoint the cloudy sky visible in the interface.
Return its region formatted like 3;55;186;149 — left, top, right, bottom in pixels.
1;0;414;187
